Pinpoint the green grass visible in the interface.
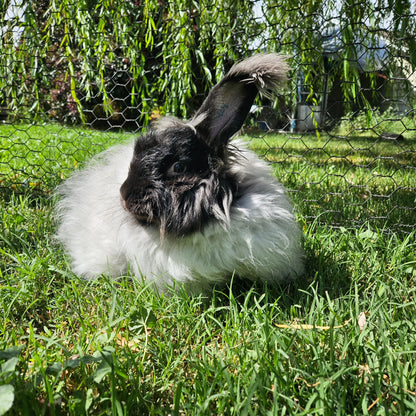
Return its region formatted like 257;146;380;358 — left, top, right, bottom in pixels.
0;124;134;196
243;129;416;234
1;123;416;415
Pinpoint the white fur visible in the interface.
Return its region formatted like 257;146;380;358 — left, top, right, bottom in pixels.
55;139;304;293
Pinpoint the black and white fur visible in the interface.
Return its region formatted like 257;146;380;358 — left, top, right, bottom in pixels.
55;53;305;293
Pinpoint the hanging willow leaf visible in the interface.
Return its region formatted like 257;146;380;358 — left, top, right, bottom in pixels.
0;0;414;126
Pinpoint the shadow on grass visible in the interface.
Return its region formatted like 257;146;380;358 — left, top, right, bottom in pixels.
0;183;54;205
207;234;351;315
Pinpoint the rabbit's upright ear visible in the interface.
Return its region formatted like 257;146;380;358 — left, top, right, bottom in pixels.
190;53;289;147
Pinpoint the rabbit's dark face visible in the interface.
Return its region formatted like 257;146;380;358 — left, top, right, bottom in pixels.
120;121;237;236
120;54;289;236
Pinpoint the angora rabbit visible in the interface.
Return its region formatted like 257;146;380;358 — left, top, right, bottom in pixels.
55;53;305;293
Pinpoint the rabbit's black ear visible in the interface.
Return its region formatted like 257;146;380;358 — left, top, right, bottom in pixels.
190;53;289;147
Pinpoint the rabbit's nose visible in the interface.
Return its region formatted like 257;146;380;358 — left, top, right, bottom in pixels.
120;179;130;201
120;174;146;201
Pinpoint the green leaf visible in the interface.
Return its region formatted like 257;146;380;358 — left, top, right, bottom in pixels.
129;307;157;333
173;381;183;414
358;229;379;240
1;357;19;375
64;354;98;369
0;385;14;416
45;362;62;376
91;347;115;383
92;362;112;384
0;346;24;360
85;388;94;412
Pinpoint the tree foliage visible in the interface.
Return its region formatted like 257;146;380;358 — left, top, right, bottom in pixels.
0;0;415;127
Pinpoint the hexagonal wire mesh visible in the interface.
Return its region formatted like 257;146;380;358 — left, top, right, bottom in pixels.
0;0;415;234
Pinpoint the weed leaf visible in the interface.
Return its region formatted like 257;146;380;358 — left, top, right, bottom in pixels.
0;346;24;360
0;384;14;415
92;362;112;384
1;357;19;375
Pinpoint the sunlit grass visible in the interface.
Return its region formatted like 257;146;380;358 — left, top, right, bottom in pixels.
0;124;135;195
0;123;416;414
1;194;415;414
244;130;416;233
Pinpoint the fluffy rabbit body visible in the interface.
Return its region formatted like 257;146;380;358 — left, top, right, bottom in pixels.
55;54;305;292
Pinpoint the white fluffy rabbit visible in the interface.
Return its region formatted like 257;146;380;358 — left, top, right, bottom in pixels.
55;53;305;293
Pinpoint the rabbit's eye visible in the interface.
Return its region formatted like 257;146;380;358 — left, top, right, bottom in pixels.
174;162;186;173
167;160;188;176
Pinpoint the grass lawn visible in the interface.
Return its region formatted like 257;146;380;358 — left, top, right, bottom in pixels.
1;123;416;415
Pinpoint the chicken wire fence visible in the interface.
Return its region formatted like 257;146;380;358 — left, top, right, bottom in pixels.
1;0;415;234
